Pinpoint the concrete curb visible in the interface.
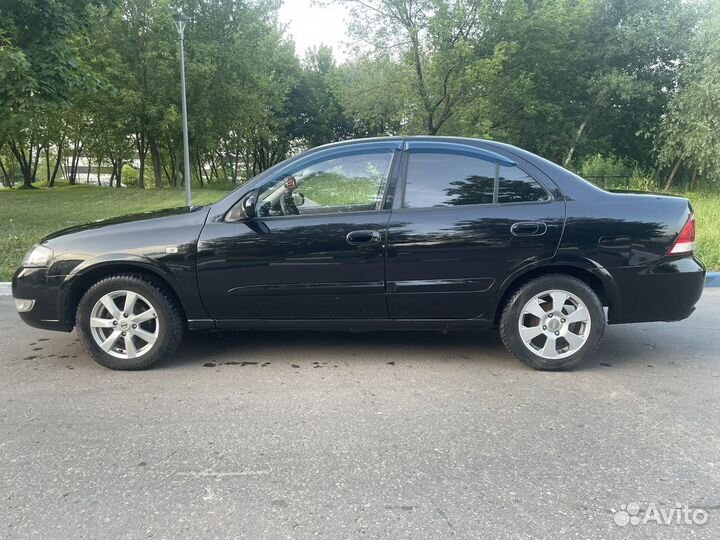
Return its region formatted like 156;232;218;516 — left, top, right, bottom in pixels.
2;273;720;296
706;272;720;288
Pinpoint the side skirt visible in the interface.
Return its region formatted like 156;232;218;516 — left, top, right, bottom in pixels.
189;318;495;332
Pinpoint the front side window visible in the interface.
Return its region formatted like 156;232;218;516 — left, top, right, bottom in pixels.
256;150;394;217
403;151;549;208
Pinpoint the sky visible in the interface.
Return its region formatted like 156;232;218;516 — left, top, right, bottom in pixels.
278;1;351;63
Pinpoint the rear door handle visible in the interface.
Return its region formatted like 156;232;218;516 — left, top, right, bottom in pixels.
346;230;382;246
511;221;547;236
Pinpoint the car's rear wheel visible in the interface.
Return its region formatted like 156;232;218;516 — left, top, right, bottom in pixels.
499;274;605;371
76;274;183;370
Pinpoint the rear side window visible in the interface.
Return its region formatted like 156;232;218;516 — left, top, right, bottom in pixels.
498;165;550;203
403;152;496;208
403;151;549;208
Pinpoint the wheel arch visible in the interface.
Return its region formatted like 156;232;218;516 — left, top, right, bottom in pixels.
59;257;187;329
491;260;620;326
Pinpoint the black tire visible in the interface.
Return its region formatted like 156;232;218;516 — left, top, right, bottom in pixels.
499;274;605;371
76;274;184;370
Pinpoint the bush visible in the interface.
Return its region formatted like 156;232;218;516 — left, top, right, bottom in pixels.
578;158;664;193
580;154;631;179
121;164;140;187
625;168;658;192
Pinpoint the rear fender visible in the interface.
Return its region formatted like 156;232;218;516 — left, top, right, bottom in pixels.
491;257;622;320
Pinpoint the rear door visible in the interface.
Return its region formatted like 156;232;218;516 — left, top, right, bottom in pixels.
385;141;565;320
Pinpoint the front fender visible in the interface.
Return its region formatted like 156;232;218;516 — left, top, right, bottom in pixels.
56;252;209;325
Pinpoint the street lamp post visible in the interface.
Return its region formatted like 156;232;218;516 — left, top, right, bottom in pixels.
173;13;192;208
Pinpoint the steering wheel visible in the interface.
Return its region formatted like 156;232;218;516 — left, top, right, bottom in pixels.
280;190;300;215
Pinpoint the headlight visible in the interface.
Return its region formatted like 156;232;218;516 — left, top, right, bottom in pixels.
22;245;54;268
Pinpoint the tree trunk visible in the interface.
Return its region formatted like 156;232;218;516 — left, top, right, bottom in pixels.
45;147;51;185
652;163;662;181
50;135;65;187
67;140;83;185
202;157;211;186
49;144;63;187
32;146;43;182
407;27;434;135
175;146;182;189
564;116;589;168
232;144;240;183
108;152;117;186
138;155;146;189
243;147;252;183
117;160;123;187
690;168;698;191
96;157;103;185
149;137;163;189
0;156;12;187
195;148;205;188
8;140;34;188
663;158;682;191
135;132;147;189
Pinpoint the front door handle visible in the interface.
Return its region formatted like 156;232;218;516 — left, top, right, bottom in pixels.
511;221;547;236
346;230;382;246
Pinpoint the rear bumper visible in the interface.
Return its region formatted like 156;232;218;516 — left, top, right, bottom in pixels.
607;256;705;324
11;267;72;332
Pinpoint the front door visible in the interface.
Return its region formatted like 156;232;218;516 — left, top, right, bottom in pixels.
197;143;401;320
385;142;565;320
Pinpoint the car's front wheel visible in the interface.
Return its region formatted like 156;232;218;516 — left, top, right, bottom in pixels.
499;274;605;371
76;274;184;370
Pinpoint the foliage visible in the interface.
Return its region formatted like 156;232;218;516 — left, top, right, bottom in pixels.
121;164;140;187
0;0;107;113
0;0;716;195
657;4;720;190
580;154;631;181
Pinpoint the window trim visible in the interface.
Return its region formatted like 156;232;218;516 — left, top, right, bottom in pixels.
250;146;402;219
399;144;552;210
250;207;393;223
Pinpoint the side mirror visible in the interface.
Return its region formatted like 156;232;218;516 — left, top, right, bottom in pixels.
225;193;257;222
242;194;257;218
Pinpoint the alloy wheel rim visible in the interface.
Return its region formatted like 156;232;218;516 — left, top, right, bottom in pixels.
517;289;591;360
89;290;160;360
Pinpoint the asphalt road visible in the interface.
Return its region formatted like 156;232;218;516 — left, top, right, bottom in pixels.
1;291;719;540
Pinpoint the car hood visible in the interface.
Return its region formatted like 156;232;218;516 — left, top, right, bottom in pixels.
42;206;207;242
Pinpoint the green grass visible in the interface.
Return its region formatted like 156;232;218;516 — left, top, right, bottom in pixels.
1;183;718;281
301;174;381;206
685;192;720;273
0;184;231;281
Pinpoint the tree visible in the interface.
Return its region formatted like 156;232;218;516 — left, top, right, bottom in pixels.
290;46;354;147
333;54;408;137
658;4;720;191
335;0;508;135
0;0;109;186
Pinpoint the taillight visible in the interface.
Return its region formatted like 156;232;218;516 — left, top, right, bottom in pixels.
667;213;696;256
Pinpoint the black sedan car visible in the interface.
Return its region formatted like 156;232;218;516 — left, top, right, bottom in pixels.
12;137;705;371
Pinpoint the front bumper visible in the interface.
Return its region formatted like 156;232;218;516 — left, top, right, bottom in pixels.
607;256;705;324
12;267;72;332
